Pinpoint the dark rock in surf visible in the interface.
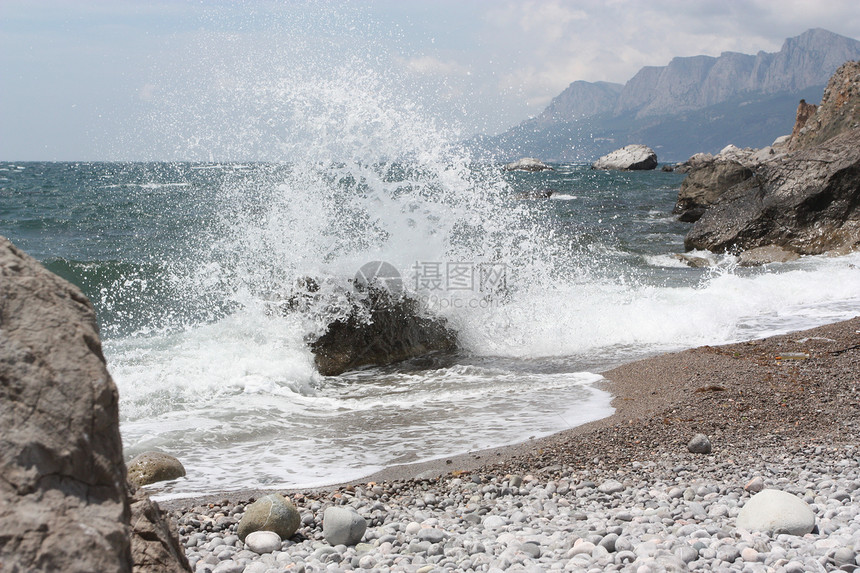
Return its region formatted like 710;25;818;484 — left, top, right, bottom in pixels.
591;144;658;171
685;127;860;256
310;286;458;376
518;188;556;199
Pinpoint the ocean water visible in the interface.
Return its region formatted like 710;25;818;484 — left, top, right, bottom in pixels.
2;155;859;499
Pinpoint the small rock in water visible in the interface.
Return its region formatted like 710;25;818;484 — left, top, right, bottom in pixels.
127;451;186;488
323;506;367;546
244;530;282;554
687;434;712;454
736;489;816;535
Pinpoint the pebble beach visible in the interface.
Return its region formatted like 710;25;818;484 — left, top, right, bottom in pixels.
161;317;860;573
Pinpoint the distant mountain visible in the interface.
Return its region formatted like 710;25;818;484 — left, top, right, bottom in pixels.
474;29;860;163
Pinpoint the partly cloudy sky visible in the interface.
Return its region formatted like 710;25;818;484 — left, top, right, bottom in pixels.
2;0;859;160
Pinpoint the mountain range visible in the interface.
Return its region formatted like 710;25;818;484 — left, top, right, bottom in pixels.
472;29;860;163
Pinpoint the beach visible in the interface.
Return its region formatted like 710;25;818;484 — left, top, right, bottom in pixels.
161;316;860;572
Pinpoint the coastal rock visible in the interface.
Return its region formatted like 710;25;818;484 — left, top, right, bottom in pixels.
323;506;367;546
0;236;132;572
128;451;187;488
503;157;554;171
687;434;712;454
591;144;658;171
790;99;819;141
736;489;816;535
237;494;301;541
309;285;458;376
673;159;754;222
130;488;192;572
685;127;860;255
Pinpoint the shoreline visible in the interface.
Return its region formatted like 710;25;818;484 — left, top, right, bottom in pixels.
159;315;860;511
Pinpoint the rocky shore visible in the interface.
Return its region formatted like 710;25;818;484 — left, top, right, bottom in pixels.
161;317;860;573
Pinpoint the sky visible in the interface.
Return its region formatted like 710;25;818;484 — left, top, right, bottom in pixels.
2;0;859;161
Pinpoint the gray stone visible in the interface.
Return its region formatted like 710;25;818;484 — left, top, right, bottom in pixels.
237;494;301;541
737;245;801;266
0;236;131;572
716;545;741;563
244;530;282;554
417;527;445;544
599;533;619;553
323;506;367;546
674;159;754;222
687;434;712;454
736;489;816;535
128;451;187;488
598;480;625;494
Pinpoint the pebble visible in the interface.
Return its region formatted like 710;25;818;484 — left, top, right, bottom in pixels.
172;442;860;573
243;530;281;554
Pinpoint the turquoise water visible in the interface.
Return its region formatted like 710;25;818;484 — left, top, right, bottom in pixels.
2;157;859;498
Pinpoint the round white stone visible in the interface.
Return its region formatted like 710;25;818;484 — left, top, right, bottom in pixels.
244;530;282;554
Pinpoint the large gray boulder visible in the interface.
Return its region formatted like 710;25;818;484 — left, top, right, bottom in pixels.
591;144;658;171
0;236;132;572
685;128;860;255
323;507;367;546
0;235;191;573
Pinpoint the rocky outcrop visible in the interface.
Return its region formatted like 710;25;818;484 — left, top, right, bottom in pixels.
0;235;190;573
0;236;132;572
130;490;191;572
673;159;754;222
685;127;860;255
789;60;860;151
790;99;818;140
591;144;657;171
503;157;553;171
310;286;458;376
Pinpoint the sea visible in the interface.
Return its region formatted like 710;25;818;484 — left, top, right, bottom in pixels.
3;153;859;500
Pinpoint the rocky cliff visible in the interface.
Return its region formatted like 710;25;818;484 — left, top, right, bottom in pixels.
477;29;860;162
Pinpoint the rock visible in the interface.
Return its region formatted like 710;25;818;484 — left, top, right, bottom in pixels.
307;284;458;376
673;159;754;222
737;245;801;266
687;434;712;454
237;494;301;541
790;99;819;141
0;236;132;572
129;488;192;572
598;480;625;494
685;127;860;255
736;489;816;535
591;144;658;171
744;476;765;493
673;253;712;268
323;506;367;546
244;530;282;554
128;451;187;488
503;157;554;171
518;188;556;199
789;61;860;151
